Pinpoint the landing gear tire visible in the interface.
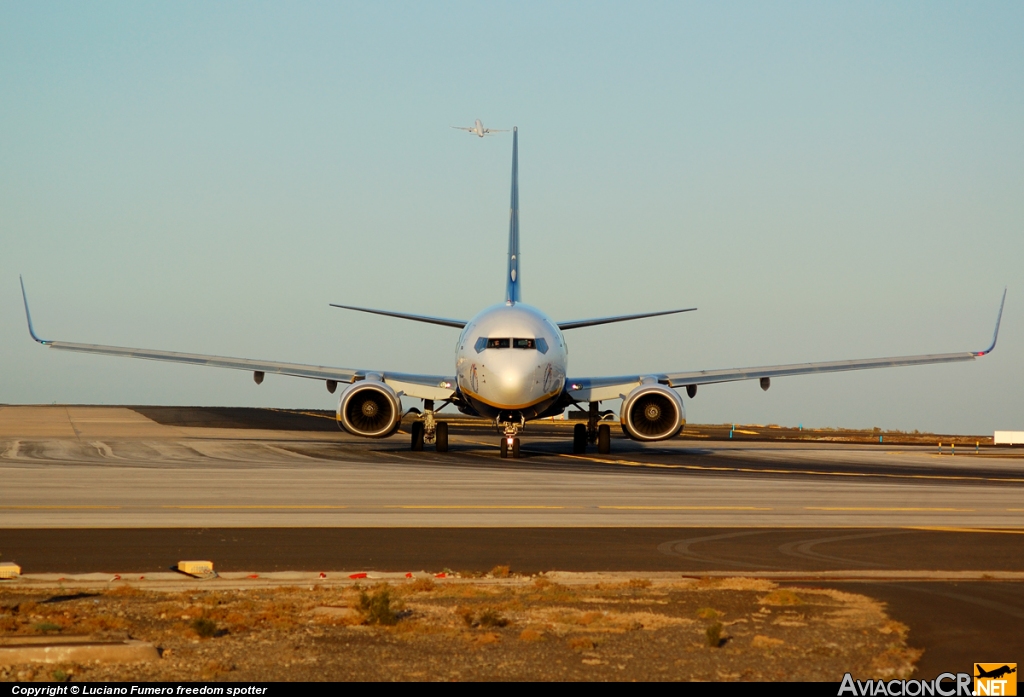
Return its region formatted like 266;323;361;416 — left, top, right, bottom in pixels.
597;424;611;454
436;422;448;453
573;423;587;454
512;437;520;458
500;438;508;458
411;421;424;451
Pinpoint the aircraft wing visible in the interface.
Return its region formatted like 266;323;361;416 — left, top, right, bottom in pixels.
558;307;696;330
451;126;476;132
567;289;1005;401
20;278;456;401
483;128;509;134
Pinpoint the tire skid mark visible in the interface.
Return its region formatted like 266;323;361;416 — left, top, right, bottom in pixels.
777;531;912;567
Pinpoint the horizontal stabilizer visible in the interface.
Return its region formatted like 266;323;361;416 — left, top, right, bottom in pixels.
557;307;696;331
330;304;467;329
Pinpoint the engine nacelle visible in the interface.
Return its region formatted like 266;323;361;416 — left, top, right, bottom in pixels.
337;378;402;438
620;382;685;441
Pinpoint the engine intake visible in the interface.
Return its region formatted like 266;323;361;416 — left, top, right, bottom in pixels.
337;379;402;438
620;383;685;441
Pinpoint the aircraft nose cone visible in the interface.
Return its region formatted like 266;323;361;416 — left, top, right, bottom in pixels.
478;359;544;408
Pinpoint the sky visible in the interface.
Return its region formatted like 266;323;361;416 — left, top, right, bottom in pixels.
2;1;1022;434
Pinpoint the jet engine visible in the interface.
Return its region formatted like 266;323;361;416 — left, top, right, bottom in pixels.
337;378;402;438
620;382;685;441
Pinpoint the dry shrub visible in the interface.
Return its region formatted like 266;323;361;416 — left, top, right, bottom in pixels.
705;622;725;648
31;621;62;633
871;646;923;680
223;611;250;626
694;577;775;591
577;611;604;626
200;660;235;679
18;601;38;614
877;620;908;637
76;615;128;633
472;632;500;645
519;628;545;642
567;636;598;651
697;607;720;620
408;578;436;593
533;577;553;589
191;618;219;638
105;585;142;597
460;607;509;628
152;602;179;617
477;609;508;628
628;578;652;589
751;634;785;649
760;589;803;606
490;565;510;578
359;586;397;626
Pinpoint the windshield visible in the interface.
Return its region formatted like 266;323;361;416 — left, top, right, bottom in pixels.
474;337;548;354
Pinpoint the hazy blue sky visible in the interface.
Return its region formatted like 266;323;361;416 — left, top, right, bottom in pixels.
2;2;1022;433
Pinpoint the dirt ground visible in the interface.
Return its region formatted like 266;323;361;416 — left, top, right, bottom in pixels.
0;575;919;682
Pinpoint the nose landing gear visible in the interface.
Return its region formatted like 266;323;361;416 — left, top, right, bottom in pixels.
497;411;524;458
500;435;520;459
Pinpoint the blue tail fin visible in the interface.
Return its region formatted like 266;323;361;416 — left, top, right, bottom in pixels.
506;127;520;304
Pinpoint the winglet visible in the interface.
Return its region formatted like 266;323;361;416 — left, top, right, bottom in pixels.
19;276;49;344
974;287;1006;356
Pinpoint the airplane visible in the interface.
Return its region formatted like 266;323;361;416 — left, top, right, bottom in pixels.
976;666;1016;680
20;127;1006;459
451;119;508;138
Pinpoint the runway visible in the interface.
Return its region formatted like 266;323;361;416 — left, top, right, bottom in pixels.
1;406;1022;677
0;406;1021;528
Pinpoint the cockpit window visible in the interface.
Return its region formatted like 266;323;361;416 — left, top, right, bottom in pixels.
474;337;548;353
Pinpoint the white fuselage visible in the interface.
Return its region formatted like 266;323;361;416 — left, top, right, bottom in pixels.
455;302;568;419
473;119;486;137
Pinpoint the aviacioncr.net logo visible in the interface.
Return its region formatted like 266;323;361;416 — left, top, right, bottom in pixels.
974;664;1017;696
839;672;972;696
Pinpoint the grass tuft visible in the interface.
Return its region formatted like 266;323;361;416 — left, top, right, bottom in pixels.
32;622;62;633
706;622;726;648
567;636;598;651
191;618;219;638
761;589;803;606
518;628;544;642
628;578;652;589
408;578;436;593
460;606;509;628
359;586;398;626
697;607;720;620
489;565;511;578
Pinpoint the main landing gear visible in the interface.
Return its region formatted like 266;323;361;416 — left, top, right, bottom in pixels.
411;400;448;452
572;402;611;455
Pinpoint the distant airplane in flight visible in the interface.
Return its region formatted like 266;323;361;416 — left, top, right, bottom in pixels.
20;128;1006;459
452;119;508;138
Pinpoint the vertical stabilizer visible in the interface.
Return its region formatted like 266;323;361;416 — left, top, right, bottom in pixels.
506;127;520;304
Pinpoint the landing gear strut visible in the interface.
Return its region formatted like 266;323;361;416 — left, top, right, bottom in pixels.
573;402;611;455
500;435;520;459
497;411;524;458
411;399;448;452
